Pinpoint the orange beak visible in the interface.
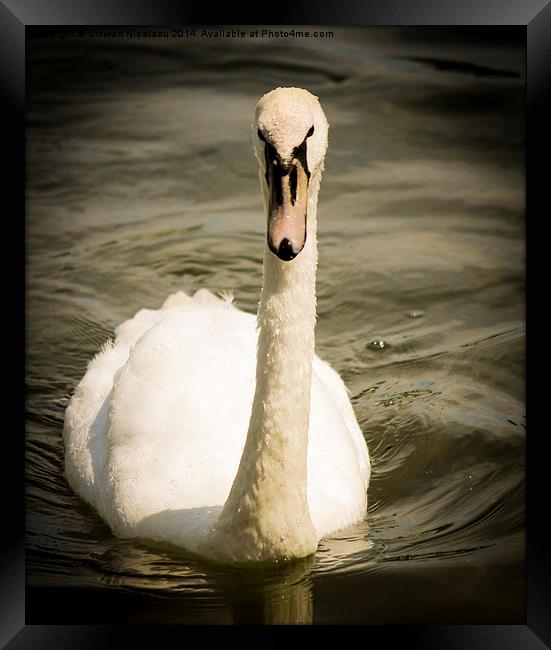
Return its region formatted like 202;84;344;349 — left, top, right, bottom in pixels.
266;143;310;261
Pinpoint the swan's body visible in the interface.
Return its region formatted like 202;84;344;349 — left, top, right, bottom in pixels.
64;88;370;563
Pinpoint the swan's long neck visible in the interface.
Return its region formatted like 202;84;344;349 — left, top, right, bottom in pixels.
214;174;321;562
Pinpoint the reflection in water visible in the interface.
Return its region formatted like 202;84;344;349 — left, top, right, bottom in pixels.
88;543;315;624
212;557;315;625
26;27;524;623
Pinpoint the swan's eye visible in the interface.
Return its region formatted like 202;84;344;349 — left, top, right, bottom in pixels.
257;129;266;142
307;125;315;137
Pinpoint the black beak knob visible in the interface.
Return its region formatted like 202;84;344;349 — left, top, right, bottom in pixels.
276;238;297;261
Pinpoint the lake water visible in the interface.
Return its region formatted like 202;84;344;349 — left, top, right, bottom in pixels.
26;26;525;624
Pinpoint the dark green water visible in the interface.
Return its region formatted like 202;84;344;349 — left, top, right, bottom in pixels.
26;27;525;624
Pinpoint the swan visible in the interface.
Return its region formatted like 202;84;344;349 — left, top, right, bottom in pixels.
64;87;371;563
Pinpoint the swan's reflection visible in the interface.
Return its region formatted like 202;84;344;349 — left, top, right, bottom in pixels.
209;555;314;624
92;543;315;624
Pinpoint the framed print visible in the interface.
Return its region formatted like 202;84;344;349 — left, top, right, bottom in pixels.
5;0;548;646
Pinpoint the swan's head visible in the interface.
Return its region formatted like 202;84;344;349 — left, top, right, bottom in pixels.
253;87;329;261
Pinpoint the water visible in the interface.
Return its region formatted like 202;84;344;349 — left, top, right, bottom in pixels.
26;27;525;624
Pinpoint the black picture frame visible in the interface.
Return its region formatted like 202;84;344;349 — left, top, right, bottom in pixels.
7;1;547;646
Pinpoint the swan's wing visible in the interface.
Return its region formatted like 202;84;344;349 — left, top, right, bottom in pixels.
114;289;234;345
307;355;371;537
64;290;202;500
64;338;130;507
312;356;370;481
64;289;255;524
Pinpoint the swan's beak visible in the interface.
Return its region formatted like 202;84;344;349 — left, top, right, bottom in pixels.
266;147;309;262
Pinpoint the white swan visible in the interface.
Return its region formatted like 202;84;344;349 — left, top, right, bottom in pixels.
64;87;370;563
